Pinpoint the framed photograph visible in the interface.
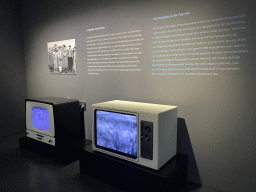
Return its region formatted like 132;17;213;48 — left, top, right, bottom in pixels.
47;39;76;75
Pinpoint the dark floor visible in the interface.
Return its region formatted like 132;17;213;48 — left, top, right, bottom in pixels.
0;133;221;192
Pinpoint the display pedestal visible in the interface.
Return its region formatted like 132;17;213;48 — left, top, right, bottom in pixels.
79;144;188;192
19;137;91;165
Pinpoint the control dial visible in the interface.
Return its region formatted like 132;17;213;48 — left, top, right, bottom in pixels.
145;126;151;132
145;135;150;141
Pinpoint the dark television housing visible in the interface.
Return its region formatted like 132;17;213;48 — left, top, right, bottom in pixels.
26;97;85;147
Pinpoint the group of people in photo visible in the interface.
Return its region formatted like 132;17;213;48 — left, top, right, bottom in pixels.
48;44;76;74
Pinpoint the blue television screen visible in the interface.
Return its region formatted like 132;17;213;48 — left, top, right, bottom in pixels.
31;106;50;131
95;110;137;158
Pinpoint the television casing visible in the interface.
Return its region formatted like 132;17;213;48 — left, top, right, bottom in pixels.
26;97;85;147
92;100;177;170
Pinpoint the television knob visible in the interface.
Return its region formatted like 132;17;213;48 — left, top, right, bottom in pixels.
49;139;53;143
145;126;151;132
145;135;150;141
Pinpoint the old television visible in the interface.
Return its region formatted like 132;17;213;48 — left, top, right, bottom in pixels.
26;97;85;146
92;100;177;170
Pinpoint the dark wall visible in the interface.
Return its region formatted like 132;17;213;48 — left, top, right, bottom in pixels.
0;0;26;138
21;0;256;191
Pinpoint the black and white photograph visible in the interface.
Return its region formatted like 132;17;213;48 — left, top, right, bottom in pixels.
47;39;76;74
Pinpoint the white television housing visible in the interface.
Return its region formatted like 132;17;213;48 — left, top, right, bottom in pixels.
92;100;177;170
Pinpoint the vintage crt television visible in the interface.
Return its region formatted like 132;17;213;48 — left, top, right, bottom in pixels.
92;100;177;170
26;97;85;146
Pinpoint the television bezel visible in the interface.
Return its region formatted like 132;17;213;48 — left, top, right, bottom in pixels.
94;108;139;161
26;101;55;137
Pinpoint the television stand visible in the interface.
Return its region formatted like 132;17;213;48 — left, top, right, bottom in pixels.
79;144;188;192
19;136;91;165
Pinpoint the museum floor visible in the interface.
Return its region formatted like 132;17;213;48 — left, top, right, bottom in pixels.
0;132;221;192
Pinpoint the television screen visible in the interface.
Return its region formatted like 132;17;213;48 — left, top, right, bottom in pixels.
31;106;50;131
95;110;137;159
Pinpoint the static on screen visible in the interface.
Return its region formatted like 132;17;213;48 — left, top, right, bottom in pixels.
96;110;137;157
31;106;50;131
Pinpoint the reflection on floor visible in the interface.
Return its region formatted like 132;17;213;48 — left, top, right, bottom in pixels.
0;132;221;192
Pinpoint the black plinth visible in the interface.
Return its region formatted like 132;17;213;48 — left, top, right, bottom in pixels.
19;136;92;165
79;144;188;192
